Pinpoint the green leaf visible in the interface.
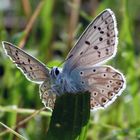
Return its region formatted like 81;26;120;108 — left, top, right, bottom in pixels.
46;92;90;140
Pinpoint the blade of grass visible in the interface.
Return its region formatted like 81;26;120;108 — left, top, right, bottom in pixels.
19;0;45;48
46;92;90;140
0;107;50;136
0;122;27;140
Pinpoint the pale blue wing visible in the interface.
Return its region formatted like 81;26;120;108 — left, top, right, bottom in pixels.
63;9;118;74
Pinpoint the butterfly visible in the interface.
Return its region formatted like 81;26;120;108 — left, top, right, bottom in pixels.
2;9;126;111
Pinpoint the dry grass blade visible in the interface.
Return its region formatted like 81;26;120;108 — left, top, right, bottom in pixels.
22;0;32;18
67;0;81;50
0;107;48;136
0;122;27;140
0;106;51;116
19;0;45;48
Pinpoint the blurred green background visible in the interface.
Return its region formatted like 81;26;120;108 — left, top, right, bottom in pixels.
0;0;140;140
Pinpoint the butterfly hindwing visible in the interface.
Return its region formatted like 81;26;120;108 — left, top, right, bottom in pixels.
71;66;126;110
2;41;50;84
39;81;56;110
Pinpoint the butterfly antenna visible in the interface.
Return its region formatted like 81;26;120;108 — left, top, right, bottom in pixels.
47;66;53;69
57;54;73;67
57;59;66;67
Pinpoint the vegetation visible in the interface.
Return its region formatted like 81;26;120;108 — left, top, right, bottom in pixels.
0;0;140;139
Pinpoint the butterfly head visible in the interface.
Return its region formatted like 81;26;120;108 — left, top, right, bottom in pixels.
50;67;61;79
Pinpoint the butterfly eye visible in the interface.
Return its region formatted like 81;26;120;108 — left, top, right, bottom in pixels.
55;68;59;76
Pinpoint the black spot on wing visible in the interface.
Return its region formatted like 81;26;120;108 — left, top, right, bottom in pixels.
85;41;90;45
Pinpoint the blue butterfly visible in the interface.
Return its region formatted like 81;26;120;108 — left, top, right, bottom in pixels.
2;9;126;111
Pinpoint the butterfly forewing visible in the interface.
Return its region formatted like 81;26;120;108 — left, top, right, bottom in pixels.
2;41;50;84
63;9;118;73
71;66;125;110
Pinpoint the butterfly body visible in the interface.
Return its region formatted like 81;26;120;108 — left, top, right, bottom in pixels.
49;67;82;94
39;67;83;109
2;9;126;111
